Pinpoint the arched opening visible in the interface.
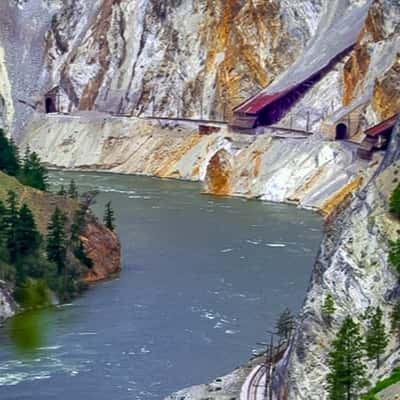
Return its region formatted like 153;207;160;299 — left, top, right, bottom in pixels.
45;97;55;113
335;123;347;140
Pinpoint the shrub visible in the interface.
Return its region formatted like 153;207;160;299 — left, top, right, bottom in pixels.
389;239;400;277
390;183;400;218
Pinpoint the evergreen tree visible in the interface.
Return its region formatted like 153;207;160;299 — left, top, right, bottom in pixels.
70;207;86;243
390;183;400;218
0;199;6;245
5;191;19;262
275;308;295;340
46;207;67;275
391;300;400;339
0;129;20;176
389;239;400;278
327;316;369;400
57;185;67;196
365;307;388;369
15;204;40;258
20;149;48;191
73;240;93;269
67;179;79;199
103;201;115;231
322;294;336;325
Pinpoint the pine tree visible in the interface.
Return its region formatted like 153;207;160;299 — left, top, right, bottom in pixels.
103;201;116;231
5;191;19;262
275;308;295;340
327;316;369;400
0;199;6;245
390;183;400;218
46;207;67;275
389;239;400;278
67;179;79;199
365;307;388;369
322;294;336;325
391;300;400;339
20;148;48;191
57;185;67;196
73;240;93;269
70;207;86;243
15;203;40;258
0;129;20;176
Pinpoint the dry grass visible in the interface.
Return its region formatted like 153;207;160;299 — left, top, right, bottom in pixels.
0;172;79;233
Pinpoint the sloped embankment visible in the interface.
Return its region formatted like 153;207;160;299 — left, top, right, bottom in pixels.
281;119;400;399
0;172;121;320
21;113;373;218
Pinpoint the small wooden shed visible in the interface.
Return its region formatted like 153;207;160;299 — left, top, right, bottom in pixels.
357;114;398;160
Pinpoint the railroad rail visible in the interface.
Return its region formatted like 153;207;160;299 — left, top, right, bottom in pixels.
241;365;266;400
42;110;315;137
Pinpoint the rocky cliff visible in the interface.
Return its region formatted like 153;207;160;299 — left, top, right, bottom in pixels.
0;281;16;323
0;0;399;398
20;112;370;216
7;0;397;215
281;118;400;399
1;0;397;135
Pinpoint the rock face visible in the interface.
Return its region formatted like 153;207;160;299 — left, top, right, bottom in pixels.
0;281;16;323
0;46;13;131
0;0;63;135
81;219;121;282
43;0;315;120
282;119;400;399
4;0;398;135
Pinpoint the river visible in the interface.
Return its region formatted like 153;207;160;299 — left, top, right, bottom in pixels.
0;172;322;400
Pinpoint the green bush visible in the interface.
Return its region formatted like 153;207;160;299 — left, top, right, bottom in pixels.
390;183;400;218
13;279;51;309
363;368;400;399
389;239;400;277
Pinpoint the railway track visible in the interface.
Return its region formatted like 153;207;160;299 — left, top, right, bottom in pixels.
241;364;266;400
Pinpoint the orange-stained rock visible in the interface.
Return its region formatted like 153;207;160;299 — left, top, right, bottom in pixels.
342;44;370;106
321;176;364;221
204;150;232;196
81;220;121;283
362;0;385;43
372;57;400;120
200;0;295;120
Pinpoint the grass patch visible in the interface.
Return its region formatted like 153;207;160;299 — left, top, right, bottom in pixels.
363;368;400;399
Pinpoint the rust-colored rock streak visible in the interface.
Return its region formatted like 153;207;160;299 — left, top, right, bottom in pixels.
81;221;121;282
200;0;295;119
321;176;363;220
204;150;232;195
342;44;370;106
372;57;400;120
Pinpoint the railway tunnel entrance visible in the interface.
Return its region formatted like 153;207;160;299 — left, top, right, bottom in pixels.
45;97;56;114
335;123;348;140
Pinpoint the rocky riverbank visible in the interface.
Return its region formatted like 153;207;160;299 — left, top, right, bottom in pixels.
21;112;377;218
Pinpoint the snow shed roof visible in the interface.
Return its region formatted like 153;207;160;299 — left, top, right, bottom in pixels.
365;114;399;137
234;1;372;115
